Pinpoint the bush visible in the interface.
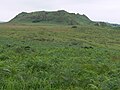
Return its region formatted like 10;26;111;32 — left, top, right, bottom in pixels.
71;26;77;28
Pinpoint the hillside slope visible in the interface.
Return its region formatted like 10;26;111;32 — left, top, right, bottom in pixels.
0;23;120;90
10;10;93;25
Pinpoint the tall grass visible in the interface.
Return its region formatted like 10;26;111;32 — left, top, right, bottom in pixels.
0;24;120;90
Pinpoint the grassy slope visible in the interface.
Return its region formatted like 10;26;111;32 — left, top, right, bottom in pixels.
0;23;120;90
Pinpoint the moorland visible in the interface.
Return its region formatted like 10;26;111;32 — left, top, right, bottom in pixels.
0;10;120;90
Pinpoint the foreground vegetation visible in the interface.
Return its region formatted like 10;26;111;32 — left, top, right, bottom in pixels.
0;23;120;90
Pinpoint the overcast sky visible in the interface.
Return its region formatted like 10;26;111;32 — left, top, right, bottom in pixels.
0;0;120;24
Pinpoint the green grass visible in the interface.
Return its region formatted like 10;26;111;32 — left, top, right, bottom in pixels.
0;23;120;90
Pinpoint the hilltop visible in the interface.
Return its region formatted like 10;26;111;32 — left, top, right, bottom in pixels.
9;10;93;25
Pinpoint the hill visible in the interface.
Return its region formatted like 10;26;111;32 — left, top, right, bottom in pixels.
0;10;120;90
0;23;120;90
9;10;93;25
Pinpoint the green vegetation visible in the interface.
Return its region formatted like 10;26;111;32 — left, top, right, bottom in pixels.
10;10;92;25
0;23;120;90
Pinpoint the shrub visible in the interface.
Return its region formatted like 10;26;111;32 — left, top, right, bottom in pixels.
71;26;77;28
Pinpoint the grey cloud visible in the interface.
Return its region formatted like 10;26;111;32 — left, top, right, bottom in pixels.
0;0;120;24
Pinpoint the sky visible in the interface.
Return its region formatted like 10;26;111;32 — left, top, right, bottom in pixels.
0;0;120;24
